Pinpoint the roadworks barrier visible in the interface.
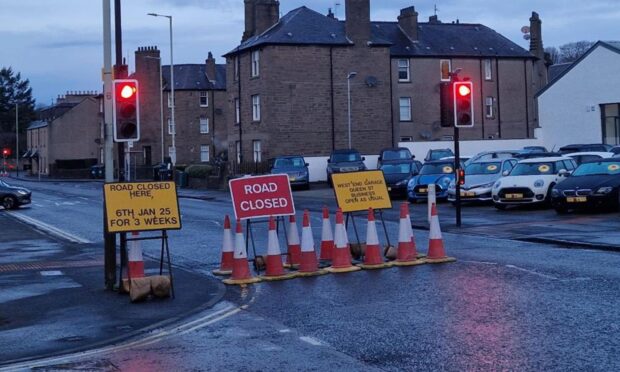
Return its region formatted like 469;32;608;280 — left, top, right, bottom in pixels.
325;209;361;273
394;203;425;267
319;206;334;262
297;210;328;277
284;214;302;268
425;203;456;264
358;208;392;270
223;220;261;285
260;216;296;281
213;215;234;276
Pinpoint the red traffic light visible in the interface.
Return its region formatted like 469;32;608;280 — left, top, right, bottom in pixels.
457;84;471;97
453;81;474;127
120;84;136;99
113;79;140;142
2;148;10;157
458;168;465;186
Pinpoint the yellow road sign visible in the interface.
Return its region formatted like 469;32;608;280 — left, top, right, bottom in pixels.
332;170;392;213
104;181;181;233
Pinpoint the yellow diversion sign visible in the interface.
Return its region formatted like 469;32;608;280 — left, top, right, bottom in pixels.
332;170;392;213
104;181;181;233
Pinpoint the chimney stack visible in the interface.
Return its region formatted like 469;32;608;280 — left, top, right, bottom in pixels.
345;0;371;45
206;52;217;82
254;0;280;36
398;6;418;41
529;11;544;59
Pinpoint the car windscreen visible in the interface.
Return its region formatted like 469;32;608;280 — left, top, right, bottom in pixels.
420;163;454;175
331;152;361;162
510;162;556;176
380;163;412;174
274;157;305;168
572;161;620;176
382;150;411;160
466;162;501;175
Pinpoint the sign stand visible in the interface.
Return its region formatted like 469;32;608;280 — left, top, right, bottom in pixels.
244;216;289;275
344;210;392;250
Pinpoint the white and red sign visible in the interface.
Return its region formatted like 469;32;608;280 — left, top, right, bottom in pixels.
229;174;295;220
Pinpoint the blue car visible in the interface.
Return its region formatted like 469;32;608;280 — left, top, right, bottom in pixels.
407;160;462;202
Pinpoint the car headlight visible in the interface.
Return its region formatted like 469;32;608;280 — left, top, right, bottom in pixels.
533;179;545;188
494;181;501;189
551;189;560;197
596;186;613;194
17;190;28;195
407;178;417;189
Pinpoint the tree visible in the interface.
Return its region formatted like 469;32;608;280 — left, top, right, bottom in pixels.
0;67;36;154
544;46;560;65
558;41;595;63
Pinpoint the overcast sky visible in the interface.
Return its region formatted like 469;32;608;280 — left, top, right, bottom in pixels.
1;0;618;106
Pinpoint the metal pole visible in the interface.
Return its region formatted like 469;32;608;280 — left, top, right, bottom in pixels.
347;76;352;149
15;103;18;177
103;0;116;290
159;58;164;163
454;126;462;227
169;16;176;167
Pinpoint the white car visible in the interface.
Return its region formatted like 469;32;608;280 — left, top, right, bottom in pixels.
492;156;577;209
563;151;614;166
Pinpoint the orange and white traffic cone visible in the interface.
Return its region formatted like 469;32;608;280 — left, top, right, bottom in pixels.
326;209;361;273
223;220;261;285
128;231;145;278
319;206;334;262
298;210;328;277
260;216;296;281
213;215;234;276
285;214;302;268
426;203;456;264
394;203;425;267
358;208;391;269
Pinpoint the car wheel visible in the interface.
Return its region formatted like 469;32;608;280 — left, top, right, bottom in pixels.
2;196;17;210
544;184;555;207
494;203;507;210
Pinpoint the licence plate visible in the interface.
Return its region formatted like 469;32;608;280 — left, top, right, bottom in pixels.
289;177;296;181
505;193;523;199
461;191;475;197
418;188;427;193
566;196;587;203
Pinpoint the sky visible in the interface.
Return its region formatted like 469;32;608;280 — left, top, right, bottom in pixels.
1;0;618;106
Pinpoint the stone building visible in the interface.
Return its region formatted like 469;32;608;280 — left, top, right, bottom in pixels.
133;47;228;167
225;0;547;164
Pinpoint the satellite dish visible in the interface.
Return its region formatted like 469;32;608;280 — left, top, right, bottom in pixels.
521;26;530;34
365;76;378;87
523;34;531;40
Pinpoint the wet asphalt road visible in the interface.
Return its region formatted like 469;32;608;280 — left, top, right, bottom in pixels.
2;179;620;371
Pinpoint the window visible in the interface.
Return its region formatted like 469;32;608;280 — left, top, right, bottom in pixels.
251;50;260;77
484;59;492;80
252;95;261;121
502;161;514;174
143;146;152;166
199;91;208;107
400;136;413;142
485;97;494;118
234;57;239;81
200;145;210;162
399;97;411;121
167;92;175;108
199;116;209;134
440;60;451;81
235;98;240;124
398;59;410;82
236;141;241;164
167;118;175;134
253;140;262;162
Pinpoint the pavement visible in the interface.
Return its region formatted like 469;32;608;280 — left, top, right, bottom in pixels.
0;212;225;366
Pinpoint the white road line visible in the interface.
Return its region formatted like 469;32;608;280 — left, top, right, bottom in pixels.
505;264;559;280
6;212;92;244
299;336;324;346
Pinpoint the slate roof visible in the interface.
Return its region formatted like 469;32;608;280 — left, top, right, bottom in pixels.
36;102;79;122
27;120;48;130
161;64;226;91
226;6;532;59
548;63;571;82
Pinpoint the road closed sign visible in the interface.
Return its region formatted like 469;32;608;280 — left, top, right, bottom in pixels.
332;170;392;213
104;181;181;233
229;174;295;220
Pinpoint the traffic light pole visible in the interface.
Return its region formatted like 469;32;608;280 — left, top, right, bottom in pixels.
454;126;462;227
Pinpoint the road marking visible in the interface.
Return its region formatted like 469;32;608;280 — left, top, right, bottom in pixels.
505;264;559;280
0;304;242;371
299;336;324;346
6;212;92;244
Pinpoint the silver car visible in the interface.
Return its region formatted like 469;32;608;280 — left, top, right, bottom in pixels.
448;159;518;203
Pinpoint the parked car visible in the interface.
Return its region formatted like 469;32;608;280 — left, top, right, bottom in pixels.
522;146;548;153
447;158;518;203
513;151;561;160
90;164;105;179
564;151;614;165
407;159;464;202
558;143;612;154
466;150;520;165
380;160;420;198
377;147;414;168
269;155;310;190
424;148;454;162
0;179;32;210
610;146;620;155
551;158;620;213
440;155;472;164
492;156;577;209
326;149;366;186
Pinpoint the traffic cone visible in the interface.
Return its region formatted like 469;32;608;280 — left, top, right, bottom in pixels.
394;203;425;267
358;208;391;269
319;206;334;262
213;215;234;276
326;209;361;273
128;231;145;278
223;220;261;285
285;214;302;268
426;204;456;264
298;210;328;277
260;216;296;281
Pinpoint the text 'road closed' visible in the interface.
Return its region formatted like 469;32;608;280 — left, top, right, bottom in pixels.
229;174;295;220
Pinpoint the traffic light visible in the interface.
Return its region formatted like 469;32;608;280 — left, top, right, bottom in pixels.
113;79;140;142
2;148;10;158
453;81;474;127
457;168;465;186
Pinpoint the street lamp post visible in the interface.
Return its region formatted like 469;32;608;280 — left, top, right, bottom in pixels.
347;72;357;149
148;12;175;166
15;103;18;177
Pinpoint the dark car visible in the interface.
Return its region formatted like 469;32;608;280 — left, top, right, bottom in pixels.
90;164;105;179
377;147;413;168
326;149;366;186
424;148;454;162
269;155;310;190
0;179;32;210
558;143;612;154
380;160;420;198
551;158;620;213
407;159;464;202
